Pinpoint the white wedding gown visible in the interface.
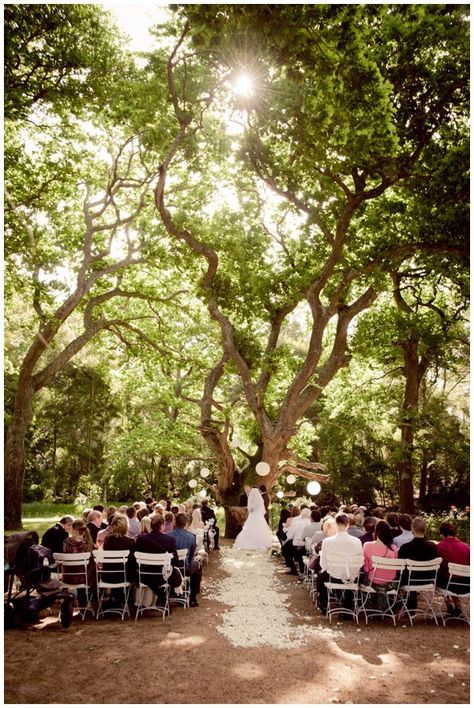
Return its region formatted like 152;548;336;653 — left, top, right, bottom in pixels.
234;488;273;551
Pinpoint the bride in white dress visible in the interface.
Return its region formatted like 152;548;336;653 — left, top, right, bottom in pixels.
234;487;273;551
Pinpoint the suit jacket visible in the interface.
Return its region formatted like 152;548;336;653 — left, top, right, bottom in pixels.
200;506;216;524
238;493;248;507
134;531;179;566
42;524;68;555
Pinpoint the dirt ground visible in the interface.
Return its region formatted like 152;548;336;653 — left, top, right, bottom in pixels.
4;539;470;705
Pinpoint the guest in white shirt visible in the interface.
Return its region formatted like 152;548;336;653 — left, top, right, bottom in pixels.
317;513;363;615
282;508;311;575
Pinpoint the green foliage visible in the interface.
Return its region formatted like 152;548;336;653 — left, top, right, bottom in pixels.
4;4;131;120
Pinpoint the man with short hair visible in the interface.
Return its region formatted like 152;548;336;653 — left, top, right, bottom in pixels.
397;516;439;610
87;509;103;544
392;514;414;549
283;508;312;575
200;499;220;550
347;513;364;538
317;513;363;615
41;516;73;554
169;513;203;607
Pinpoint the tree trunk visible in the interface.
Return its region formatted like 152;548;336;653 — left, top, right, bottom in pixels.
224;505;247;539
4;376;35;529
398;338;419;515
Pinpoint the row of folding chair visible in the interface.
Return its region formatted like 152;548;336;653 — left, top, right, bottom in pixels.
298;549;469;627
53;548;191;622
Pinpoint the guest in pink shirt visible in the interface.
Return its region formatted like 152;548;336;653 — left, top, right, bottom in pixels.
363;520;398;584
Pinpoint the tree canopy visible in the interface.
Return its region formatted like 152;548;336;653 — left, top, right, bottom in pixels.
4;4;469;529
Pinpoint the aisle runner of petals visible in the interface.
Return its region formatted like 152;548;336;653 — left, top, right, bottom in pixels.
205;547;340;648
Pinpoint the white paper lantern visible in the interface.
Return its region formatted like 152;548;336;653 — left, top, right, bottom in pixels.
276;491;284;499
307;481;321;496
188;478;197;489
198;489;207;498
286;474;296;484
230;437;241;448
200;467;210;478
255;461;270;476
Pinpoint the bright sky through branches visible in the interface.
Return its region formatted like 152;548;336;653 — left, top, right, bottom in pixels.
233;74;254;98
101;3;169;51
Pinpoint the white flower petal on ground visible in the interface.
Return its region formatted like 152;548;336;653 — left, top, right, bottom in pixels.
204;547;341;648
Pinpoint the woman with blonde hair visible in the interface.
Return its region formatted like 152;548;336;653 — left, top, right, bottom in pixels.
103;513;136;584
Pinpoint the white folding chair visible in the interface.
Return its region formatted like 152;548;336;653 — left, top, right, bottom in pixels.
93;549;131;620
358;557;406;626
53;552;94;620
324;552;363;623
399;557;442;625
437;562;470;626
172;548;190;609
135;551;172;621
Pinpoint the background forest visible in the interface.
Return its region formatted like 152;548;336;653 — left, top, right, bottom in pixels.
4;4;469;530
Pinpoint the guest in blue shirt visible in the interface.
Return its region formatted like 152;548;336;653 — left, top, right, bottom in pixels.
168;513;202;607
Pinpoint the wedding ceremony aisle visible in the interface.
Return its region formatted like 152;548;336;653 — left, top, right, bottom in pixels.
4;541;469;704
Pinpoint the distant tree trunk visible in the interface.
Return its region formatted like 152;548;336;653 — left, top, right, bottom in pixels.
4;375;34;529
398;337;430;514
419;453;428;508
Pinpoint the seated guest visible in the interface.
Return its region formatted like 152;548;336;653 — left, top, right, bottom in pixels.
62;519;95;602
363;520;398;584
133;502;141;512
385;512;401;541
135;514;183;602
139;516;152;535
372;507;385;519
163;512;175;533
359;517;377;545
284;505;300;532
42;516;73;555
190;508;205;531
169;513;203;607
310;513;335;550
200;498;220;550
397;516;439;609
317;513;363;615
436;521;470;617
277;507;291;547
308;516;337;571
96;509;117;548
171;505;179;516
283;508;312;575
392;514;413;549
126;506;140;538
103;513;136;584
302;509;322;540
145;497;155;514
137;507;150;521
347;514;364;538
93;505;108;529
87;509;104;545
81;508;93;523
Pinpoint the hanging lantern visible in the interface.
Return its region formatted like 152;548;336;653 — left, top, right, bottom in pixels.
307;481;321;496
200;467;210;478
198;489;207;498
230;437;241;448
286;474;296;484
188;479;197;489
256;461;270;476
276;491;284;499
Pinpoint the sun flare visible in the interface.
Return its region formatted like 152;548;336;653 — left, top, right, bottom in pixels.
233;73;254;97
